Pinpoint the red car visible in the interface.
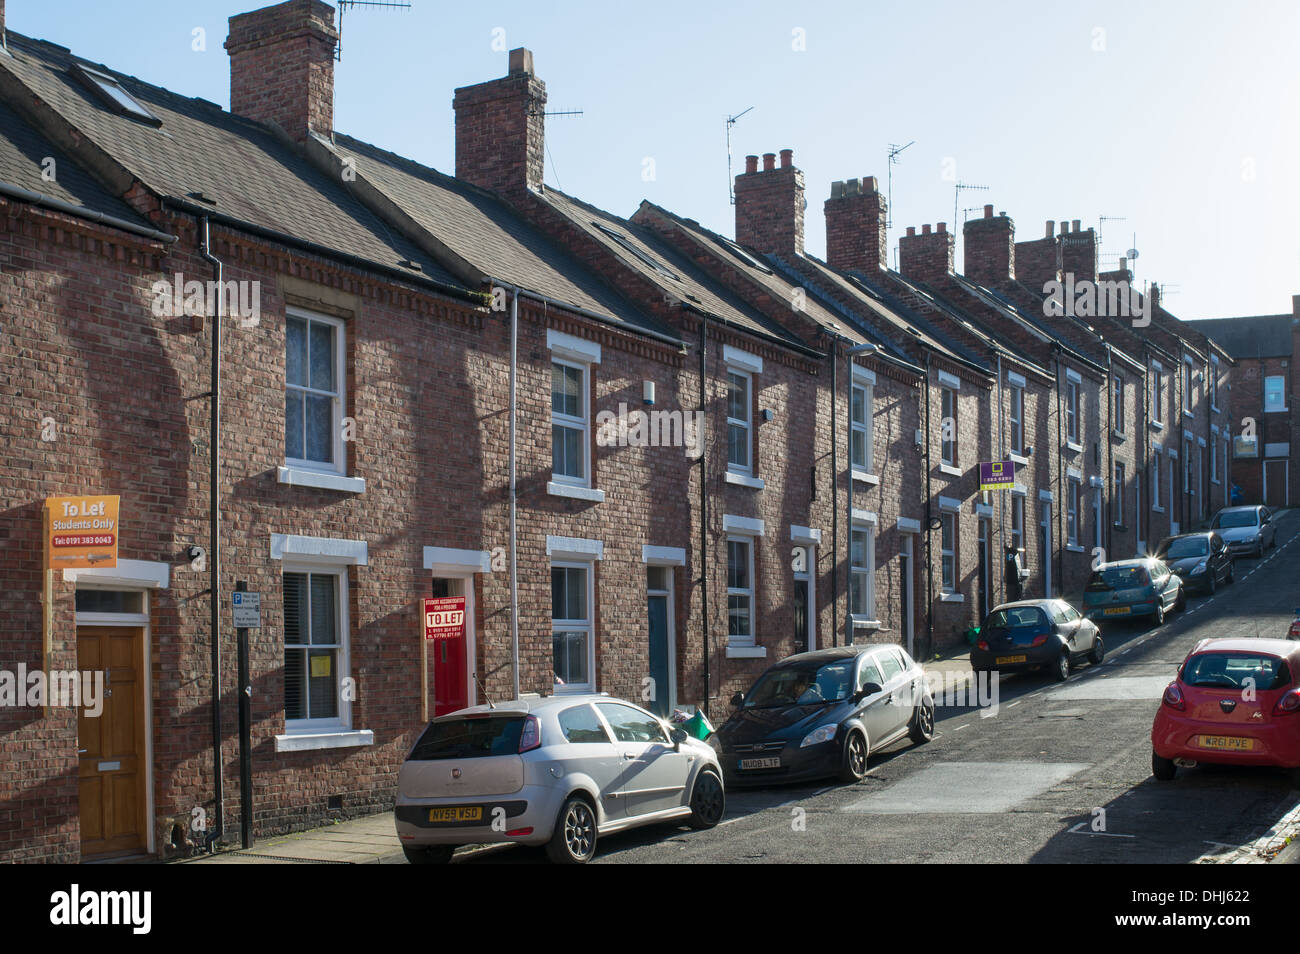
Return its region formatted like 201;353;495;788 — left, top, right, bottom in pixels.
1152;638;1300;783
1288;610;1300;640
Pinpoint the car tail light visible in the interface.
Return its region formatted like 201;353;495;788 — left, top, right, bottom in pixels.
518;715;542;753
1032;631;1049;646
1273;690;1300;716
976;639;989;651
1162;682;1185;711
506;827;534;837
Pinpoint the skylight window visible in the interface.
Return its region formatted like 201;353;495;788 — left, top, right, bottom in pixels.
593;223;678;280
718;236;773;274
73;65;161;126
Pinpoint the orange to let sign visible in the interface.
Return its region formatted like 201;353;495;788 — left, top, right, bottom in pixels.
423;596;466;640
45;495;119;569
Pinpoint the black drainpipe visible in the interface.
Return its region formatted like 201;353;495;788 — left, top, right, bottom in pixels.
197;216;224;850
924;353;935;658
698;313;710;718
830;340;839;648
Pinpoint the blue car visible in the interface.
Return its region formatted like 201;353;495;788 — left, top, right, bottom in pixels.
1083;558;1185;627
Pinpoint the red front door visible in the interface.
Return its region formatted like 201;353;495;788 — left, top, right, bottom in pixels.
432;633;468;716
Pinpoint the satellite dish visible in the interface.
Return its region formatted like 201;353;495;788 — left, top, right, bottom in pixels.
1126;248;1140;260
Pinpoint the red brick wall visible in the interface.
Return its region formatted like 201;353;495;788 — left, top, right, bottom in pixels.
898;224;953;284
452;50;548;197
962;208;1014;287
824;178;887;274
734;152;805;258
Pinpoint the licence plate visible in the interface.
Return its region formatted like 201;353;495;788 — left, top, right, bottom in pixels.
995;655;1027;665
1197;735;1255;752
739;757;781;770
428;806;482;823
1103;607;1131;616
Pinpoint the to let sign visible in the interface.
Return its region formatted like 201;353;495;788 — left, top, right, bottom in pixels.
979;460;1016;491
423;597;466;640
44;495;119;569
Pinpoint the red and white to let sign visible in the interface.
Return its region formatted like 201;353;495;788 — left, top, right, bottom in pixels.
423;597;466;640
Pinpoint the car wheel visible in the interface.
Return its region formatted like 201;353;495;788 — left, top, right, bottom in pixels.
1088;634;1105;666
838;730;869;783
688;769;725;829
1227;564;1235;584
1154;600;1166;626
1175;586;1186;612
403;845;454;865
546;795;598;864
909;700;936;744
1053;651;1071;682
1152;751;1177;781
1206;573;1216;596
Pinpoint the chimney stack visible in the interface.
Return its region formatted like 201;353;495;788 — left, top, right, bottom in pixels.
225;0;338;142
1015;220;1060;289
899;222;954;283
453;47;548;197
824;176;887;274
1060;223;1098;284
734;147;805;257
962;204;1015;285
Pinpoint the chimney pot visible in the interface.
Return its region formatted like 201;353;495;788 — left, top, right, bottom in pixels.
779;148;793;168
1059;221;1069;235
1119;257;1127;270
1045;220;1054;238
1072;219;1081;232
508;48;534;75
984;204;993;219
830;180;844;199
937;222;947;233
863;175;878;194
745;155;759;174
907;226;916;237
762;153;776;172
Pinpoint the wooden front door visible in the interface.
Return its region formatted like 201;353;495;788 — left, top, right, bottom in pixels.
77;626;147;857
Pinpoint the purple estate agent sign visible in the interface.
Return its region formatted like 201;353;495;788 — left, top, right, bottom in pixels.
979;460;1016;491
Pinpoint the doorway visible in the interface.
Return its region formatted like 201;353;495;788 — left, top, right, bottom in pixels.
430;576;473;715
976;519;990;621
646;566;676;717
77;624;147;857
1039;501;1053;597
1265;460;1288;509
900;535;915;656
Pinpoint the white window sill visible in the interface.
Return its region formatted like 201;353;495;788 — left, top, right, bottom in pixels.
547;481;606;503
852;617;882;631
1149;420;1164;431
275;729;374;752
1265;408;1289;414
1183;410;1194;419
938;464;962;477
1111;432;1127;443
939;592;965;603
1066;544;1085;553
1065;441;1083;454
725;645;767;659
1151;505;1164;513
852;470;881;486
724;472;766;490
278;466;365;494
1009;453;1029;466
1211;478;1220;485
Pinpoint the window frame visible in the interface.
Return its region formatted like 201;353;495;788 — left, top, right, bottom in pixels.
726;534;757;647
940;511;957;593
1265;375;1287;413
1113;461;1126;526
726;369;754;476
1009;382;1024;454
550;357;590;487
1066;476;1081;546
850;523;876;622
1111;374;1125;435
940;386;957;467
850;380;874;475
551;560;595;693
282;564;352;734
285;308;347;476
1066;378;1080;445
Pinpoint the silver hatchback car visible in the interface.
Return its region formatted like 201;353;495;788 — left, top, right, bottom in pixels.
394;694;725;864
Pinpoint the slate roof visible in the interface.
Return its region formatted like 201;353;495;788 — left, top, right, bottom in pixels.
0;33;464;289
539;188;814;352
0;97;152;228
326;132;676;341
1186;315;1294;359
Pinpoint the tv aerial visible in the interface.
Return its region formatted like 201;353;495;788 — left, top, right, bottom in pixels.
886;141;914;228
726;106;754;205
336;0;412;61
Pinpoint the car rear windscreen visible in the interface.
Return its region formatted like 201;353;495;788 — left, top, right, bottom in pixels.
409;716;526;760
1087;565;1150;591
1212;511;1258;529
1158;538;1208;559
984;607;1047;629
1182;653;1290;691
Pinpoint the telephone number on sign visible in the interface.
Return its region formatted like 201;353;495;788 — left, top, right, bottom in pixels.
52;534;115;547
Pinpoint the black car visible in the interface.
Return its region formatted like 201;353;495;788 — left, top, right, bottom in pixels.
712;645;934;787
1153;532;1234;595
971;599;1103;682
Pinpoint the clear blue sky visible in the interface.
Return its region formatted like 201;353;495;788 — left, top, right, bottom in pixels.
12;0;1298;320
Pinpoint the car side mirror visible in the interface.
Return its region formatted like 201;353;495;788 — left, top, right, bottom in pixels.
856;682;883;701
670;727;688;747
730;692;744;708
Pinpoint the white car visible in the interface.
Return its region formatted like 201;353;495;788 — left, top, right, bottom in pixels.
394;694;725;864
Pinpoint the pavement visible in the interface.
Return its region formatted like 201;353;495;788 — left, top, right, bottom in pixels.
178;811;406;865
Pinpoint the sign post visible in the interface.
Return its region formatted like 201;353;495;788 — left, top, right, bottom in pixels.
232;584;259;849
